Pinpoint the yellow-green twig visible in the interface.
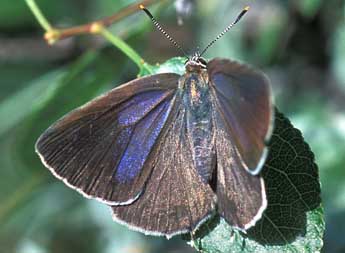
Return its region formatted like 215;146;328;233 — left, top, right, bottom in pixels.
25;0;53;32
94;24;152;73
25;0;153;73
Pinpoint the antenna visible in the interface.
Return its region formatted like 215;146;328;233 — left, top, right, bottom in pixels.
139;5;188;57
200;6;250;57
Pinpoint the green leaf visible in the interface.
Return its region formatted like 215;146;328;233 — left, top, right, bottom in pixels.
297;0;322;18
0;69;66;136
138;57;187;76
188;110;324;253
0;51;100;137
149;57;187;75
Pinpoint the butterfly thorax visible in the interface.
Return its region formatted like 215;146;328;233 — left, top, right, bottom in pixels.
180;68;215;183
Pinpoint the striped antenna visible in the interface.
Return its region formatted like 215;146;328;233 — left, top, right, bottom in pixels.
199;6;250;57
140;5;188;57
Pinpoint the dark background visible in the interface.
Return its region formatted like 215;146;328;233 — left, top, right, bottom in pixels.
0;0;344;252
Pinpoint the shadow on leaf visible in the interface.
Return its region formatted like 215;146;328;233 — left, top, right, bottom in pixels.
246;109;321;245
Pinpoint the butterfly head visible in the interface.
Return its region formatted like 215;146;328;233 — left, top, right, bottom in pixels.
140;4;250;74
185;52;207;72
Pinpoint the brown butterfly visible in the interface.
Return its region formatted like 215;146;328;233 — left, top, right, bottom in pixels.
36;5;273;238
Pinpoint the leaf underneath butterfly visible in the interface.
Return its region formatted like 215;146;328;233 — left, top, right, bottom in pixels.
35;73;180;205
188;109;324;253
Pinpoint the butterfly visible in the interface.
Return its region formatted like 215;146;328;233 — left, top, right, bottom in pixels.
35;5;273;238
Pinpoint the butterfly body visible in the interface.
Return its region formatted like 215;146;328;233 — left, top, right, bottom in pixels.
179;62;215;182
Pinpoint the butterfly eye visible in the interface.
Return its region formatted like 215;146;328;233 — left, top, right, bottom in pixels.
198;57;207;67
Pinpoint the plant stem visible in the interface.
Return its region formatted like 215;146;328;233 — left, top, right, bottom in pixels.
25;0;52;31
28;0;163;42
98;26;152;73
25;0;156;72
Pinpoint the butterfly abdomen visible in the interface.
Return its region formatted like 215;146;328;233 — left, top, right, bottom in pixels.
189;120;215;182
182;72;215;183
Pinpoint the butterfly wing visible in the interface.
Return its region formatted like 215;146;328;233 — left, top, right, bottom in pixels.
214;121;267;230
36;73;180;205
208;58;272;229
208;58;273;174
111;99;216;238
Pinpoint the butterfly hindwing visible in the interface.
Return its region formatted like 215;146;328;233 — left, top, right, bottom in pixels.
35;73;180;205
208;58;272;174
214;113;267;230
112;99;216;237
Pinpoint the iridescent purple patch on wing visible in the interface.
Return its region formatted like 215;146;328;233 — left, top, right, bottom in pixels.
115;99;172;183
118;90;170;126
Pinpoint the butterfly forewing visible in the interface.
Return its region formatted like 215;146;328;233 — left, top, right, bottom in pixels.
36;73;180;205
208;58;273;174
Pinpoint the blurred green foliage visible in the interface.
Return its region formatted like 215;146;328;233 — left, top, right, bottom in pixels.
0;0;344;252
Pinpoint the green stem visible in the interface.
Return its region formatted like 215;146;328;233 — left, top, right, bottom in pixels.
99;27;153;73
25;0;53;31
25;0;152;72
